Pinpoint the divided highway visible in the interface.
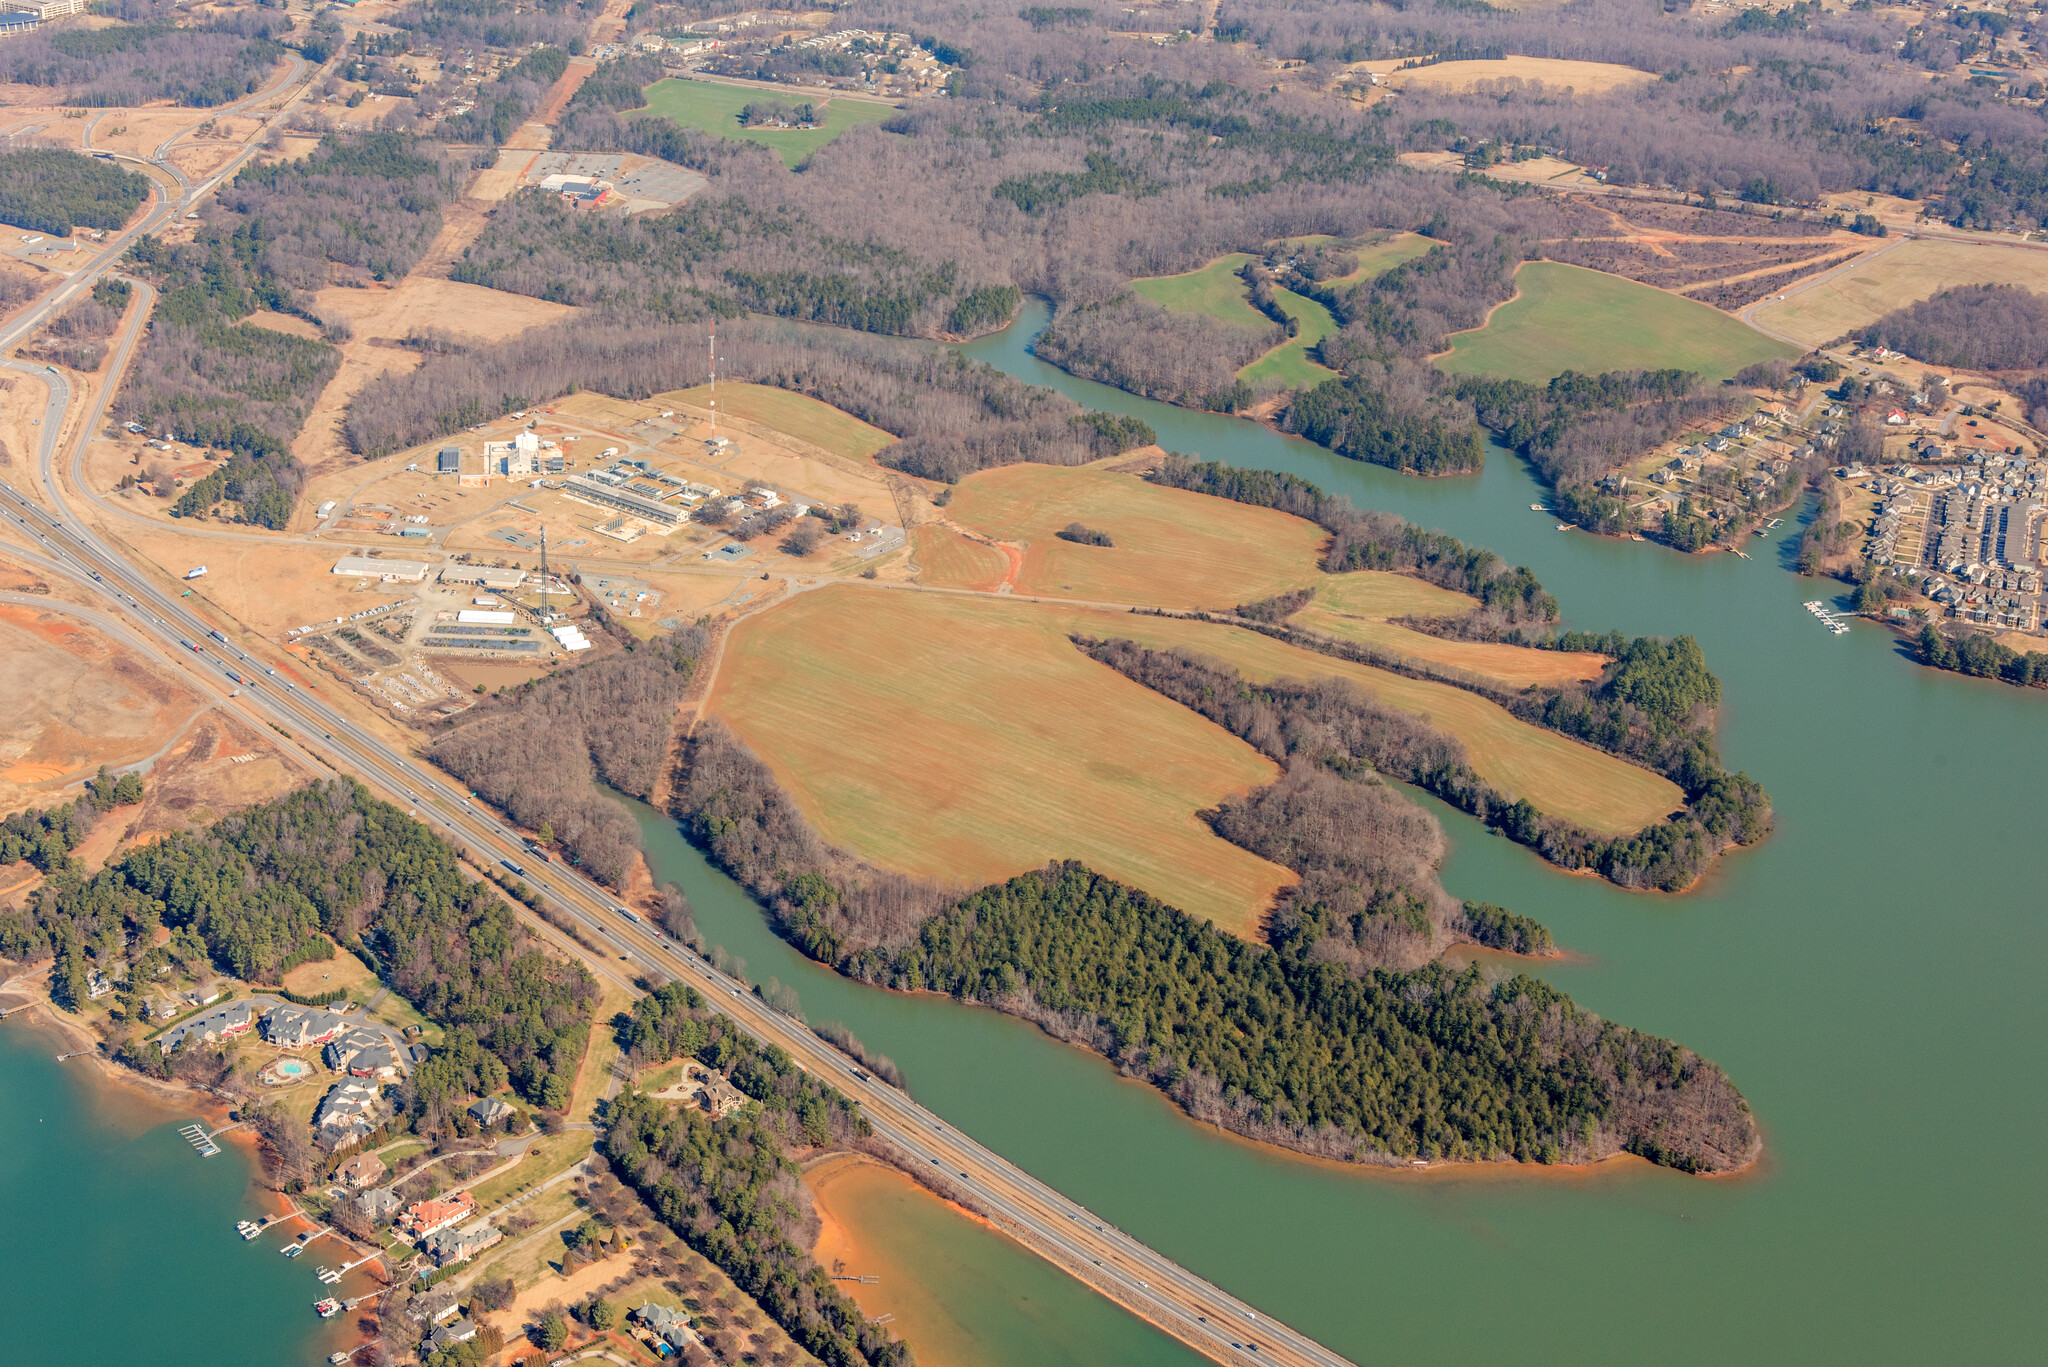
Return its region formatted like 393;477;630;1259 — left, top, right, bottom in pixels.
0;76;1359;1367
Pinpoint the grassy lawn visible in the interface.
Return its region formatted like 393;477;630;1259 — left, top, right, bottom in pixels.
1130;252;1268;328
639;79;898;168
1238;287;1339;389
1098;613;1683;837
1286;571;1611;689
936;463;1326;609
710;587;1292;936
280;943;376;1000
666;380;894;460
1436;261;1798;384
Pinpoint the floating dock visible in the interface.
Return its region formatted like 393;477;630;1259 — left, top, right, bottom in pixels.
1803;600;1851;635
182;1123;221;1157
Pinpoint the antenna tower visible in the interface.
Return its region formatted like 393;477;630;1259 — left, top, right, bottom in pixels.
708;321;717;433
539;525;550;615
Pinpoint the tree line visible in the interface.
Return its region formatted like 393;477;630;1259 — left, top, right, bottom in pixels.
0;14;282;107
1853;285;2048;371
346;311;1152;480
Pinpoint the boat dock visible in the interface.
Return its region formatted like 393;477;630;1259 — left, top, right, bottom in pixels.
181;1123;221;1157
1804;600;1851;635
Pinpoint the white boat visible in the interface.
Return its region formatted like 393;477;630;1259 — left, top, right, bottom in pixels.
314;1298;343;1319
281;1244;303;1258
1530;504;1549;512
237;1220;262;1240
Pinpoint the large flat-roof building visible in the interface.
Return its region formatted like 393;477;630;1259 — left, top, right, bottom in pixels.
439;565;526;590
561;474;688;526
2;0;87;19
332;556;431;582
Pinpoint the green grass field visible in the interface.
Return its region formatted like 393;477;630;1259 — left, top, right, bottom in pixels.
1436;261;1797;384
640;79;898;168
1130;253;1268;328
1238;287;1339;388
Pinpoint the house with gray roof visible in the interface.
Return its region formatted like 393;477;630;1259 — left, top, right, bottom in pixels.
156;1000;254;1053
262;1003;350;1049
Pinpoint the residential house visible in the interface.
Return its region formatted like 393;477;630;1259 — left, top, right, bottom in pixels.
396;1192;479;1241
325;1028;401;1079
424;1318;479;1354
314;1080;383;1150
262;1004;350;1049
636;1302;702;1354
468;1096;516;1128
682;1061;749;1119
423;1219;503;1268
157;1000;254;1053
357;1187;402;1222
336;1153;388;1189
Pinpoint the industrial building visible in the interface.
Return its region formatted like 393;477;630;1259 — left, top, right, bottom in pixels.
439;565;526;591
332;557;431;582
561;474;688;525
2;0;86;19
438;446;461;473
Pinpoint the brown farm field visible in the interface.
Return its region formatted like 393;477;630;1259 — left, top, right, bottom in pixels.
1293;571;1611;688
1096;614;1681;837
937;464;1325;609
1749;238;2048;348
1383;57;1655;94
709;585;1293;936
668;381;896;460
911;525;1011;592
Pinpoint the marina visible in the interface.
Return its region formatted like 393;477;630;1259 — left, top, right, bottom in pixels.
183;1124;222;1158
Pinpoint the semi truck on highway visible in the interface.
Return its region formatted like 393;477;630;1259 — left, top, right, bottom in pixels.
208;630;227;644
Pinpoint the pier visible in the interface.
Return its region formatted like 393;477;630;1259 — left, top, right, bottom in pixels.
1803;600;1851;635
179;1123;221;1157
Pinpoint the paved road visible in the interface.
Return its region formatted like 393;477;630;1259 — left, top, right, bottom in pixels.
0;93;1357;1367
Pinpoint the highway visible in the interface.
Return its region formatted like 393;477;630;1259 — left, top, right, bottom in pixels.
0;79;1359;1367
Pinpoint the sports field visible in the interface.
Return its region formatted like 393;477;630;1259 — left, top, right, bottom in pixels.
1747;238;2048;348
640;79;898;168
1437;261;1797;384
709;587;1292;935
911;526;1011;592
669;381;895;459
1238;287;1339;389
1097;614;1680;837
935;464;1325;608
1130;253;1267;328
1294;572;1611;688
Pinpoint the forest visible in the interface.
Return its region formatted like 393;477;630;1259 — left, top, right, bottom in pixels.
430;626;708;886
22;278;130;373
608;984;912;1367
1853;285;2048;371
0;149;150;237
12;780;597;1121
0;13;282;107
1033;292;1279;411
346;312;1150;479
670;724;1751;1171
890;863;1754;1171
1283;369;1486;476
1917;623;2048;688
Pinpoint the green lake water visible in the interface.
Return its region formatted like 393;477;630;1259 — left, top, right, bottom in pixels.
629;298;2045;1365
0;1020;340;1365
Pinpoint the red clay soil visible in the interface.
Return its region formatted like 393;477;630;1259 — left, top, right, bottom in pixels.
537;60;596;125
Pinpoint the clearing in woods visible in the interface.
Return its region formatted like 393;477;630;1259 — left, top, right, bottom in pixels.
932;463;1325;609
1238;286;1339;389
709;586;1293;937
1437;261;1797;384
279;943;378;1000
1096;613;1682;837
1747;237;2048;348
1383;56;1657;94
1130;253;1268;327
1322;232;1437;285
1292;571;1612;688
669;380;896;460
639;79;899;168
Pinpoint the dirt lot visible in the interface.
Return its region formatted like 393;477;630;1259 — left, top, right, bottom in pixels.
0;370;49;476
84;709;299;852
108;521;417;638
711;585;1292;936
936;463;1325;609
1749;238;2048;348
0;602;203;812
